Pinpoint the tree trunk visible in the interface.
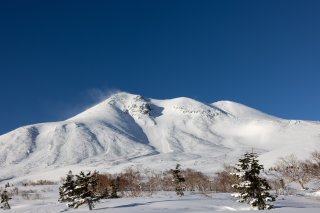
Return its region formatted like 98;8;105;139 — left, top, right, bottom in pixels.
88;200;93;210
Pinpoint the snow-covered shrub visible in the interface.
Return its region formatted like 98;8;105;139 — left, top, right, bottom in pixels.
305;150;320;183
11;187;19;196
231;152;276;210
20;190;41;200
94;173;111;198
21;179;56;186
212;165;239;192
29;179;56;186
93;168;148;198
118;167;143;197
272;154;311;190
265;174;286;195
109;177;120;198
182;168;210;193
142;168;163;195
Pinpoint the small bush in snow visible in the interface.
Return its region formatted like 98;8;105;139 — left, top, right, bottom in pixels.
182;168;211;193
272;154;311;190
212;165;239;192
305;150;320;183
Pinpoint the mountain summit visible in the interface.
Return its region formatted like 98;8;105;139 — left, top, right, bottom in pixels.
1;92;319;181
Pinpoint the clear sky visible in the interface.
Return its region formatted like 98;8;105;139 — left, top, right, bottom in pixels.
1;0;320;134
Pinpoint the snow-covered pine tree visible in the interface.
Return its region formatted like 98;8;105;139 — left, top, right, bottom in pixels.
170;164;185;196
0;190;11;210
68;171;100;210
231;152;275;210
59;170;75;203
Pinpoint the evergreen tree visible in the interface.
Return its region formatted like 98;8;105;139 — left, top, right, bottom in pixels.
231;152;276;210
0;190;11;210
59;170;75;202
68;171;100;210
170;164;185;196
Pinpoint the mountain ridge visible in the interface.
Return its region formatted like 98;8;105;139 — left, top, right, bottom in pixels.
1;92;319;181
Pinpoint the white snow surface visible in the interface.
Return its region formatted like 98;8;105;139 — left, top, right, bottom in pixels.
4;186;320;213
1;92;320;181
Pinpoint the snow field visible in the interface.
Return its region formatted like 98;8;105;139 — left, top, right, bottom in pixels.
3;184;320;213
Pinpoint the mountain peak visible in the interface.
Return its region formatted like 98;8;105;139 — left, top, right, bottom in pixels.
69;92;151;121
1;92;319;181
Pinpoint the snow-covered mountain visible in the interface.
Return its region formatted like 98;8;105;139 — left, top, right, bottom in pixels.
1;92;320;181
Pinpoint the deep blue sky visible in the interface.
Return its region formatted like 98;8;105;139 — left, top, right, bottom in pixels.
1;0;320;134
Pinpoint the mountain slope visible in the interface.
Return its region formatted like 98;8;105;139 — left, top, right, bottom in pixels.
0;92;320;181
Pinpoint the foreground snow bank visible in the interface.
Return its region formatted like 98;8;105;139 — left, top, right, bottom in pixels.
309;190;320;198
4;185;320;213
